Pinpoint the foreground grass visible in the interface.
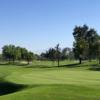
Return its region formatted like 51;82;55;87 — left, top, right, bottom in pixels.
0;61;100;100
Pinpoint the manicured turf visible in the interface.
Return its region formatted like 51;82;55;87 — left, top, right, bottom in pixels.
0;61;100;100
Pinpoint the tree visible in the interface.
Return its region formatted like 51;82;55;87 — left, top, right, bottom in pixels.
47;48;56;61
15;46;21;61
73;25;100;63
85;28;98;61
26;52;34;64
0;54;3;62
2;45;10;63
61;47;71;60
2;44;35;64
9;45;16;64
73;25;89;64
40;48;56;61
2;45;16;64
20;48;28;61
55;44;61;67
94;36;100;64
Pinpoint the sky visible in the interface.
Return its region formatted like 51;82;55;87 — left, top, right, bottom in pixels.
0;0;100;54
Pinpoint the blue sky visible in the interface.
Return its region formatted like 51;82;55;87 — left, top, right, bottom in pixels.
0;0;100;54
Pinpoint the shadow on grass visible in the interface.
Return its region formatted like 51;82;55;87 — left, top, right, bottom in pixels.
0;63;10;66
58;63;80;68
24;63;81;69
89;64;100;71
0;81;27;96
0;62;52;68
24;65;52;68
89;67;100;71
0;61;95;69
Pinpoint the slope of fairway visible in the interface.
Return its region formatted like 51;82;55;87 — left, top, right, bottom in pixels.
0;62;100;100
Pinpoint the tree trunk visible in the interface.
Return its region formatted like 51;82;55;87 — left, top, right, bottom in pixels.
88;44;92;62
27;59;30;65
13;58;15;64
28;61;29;65
89;55;92;62
9;58;10;64
99;57;100;64
58;58;60;67
79;58;82;64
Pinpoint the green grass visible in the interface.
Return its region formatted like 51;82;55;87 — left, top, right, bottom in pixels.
0;60;100;100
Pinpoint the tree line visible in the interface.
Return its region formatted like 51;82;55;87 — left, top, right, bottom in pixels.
40;45;74;61
2;45;35;64
0;44;74;66
1;24;100;66
40;44;74;67
40;24;100;65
